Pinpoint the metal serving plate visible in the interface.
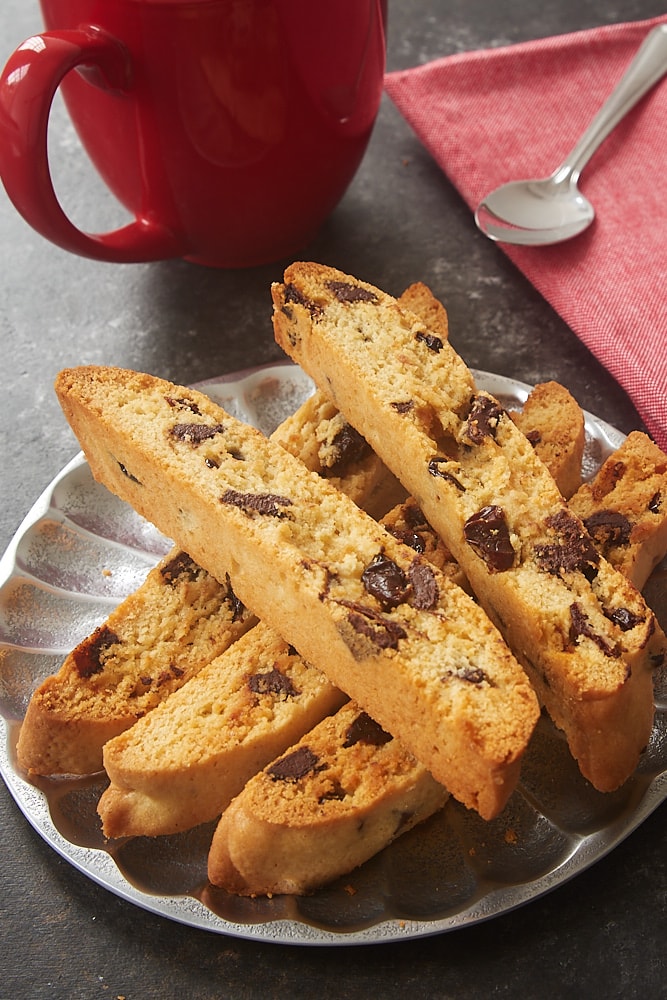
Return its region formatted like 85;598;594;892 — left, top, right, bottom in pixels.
0;363;665;946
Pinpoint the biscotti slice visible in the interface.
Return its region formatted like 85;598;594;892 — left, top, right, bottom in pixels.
510;381;585;499
16;550;254;775
272;262;664;793
569;431;667;590
270;388;406;520
55;366;540;819
208;701;448;896
98;623;346;837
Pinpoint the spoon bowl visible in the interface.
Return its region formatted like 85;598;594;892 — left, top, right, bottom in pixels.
475;24;667;246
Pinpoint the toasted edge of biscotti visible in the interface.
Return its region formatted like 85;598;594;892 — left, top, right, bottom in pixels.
271;262;663;792
510;381;585;499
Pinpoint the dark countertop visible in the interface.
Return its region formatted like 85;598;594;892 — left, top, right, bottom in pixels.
1;2;665;997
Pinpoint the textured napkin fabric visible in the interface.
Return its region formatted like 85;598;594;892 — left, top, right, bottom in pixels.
385;17;667;450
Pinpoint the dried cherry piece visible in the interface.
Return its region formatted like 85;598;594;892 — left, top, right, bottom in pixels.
464;505;515;572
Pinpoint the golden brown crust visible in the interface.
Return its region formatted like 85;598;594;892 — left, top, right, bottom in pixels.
510;381;585;499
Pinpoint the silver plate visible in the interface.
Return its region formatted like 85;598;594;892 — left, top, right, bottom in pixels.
0;362;665;946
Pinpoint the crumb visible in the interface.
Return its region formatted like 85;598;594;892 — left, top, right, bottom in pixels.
504;828;518;845
102;568;112;577
343;884;356;896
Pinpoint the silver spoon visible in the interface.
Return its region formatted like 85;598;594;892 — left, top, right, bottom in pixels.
475;23;667;246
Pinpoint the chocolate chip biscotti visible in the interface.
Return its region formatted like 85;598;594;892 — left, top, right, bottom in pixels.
16;549;254;775
98;622;346;837
208;701;448;896
55;366;539;820
569;430;667;590
272;262;665;793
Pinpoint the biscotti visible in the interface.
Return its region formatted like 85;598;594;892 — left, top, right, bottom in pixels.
207;700;448;896
17;370;406;777
510;381;585;499
98;622;346;837
16;549;254;775
569;430;667;590
272;262;665;793
55;365;540;819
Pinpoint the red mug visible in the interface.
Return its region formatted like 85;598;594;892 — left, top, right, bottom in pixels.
0;0;386;267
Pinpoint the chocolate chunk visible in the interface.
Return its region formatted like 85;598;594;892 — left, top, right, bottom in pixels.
415;331;443;353
464;506;515;572
391;400;414;414
117;461;141;485
362;554;410;609
267;746;325;782
387;525;426;554
442;666;490;685
569;603;620;658
72;625;119;678
343;712;392;748
220;489;292;517
169;423;225;446
318;779;347;803
160;551;199;585
535;510;600;577
525;430;542;446
248;668;298;698
428;458;465;490
408;559;439;610
339;600;407;650
325;423;371;475
225;575;246;622
283;282;322;317
325;280;378;304
604;607;644;632
648;491;662;514
165;395;202;415
583;510;632;551
404;504;429;530
466;395;503;444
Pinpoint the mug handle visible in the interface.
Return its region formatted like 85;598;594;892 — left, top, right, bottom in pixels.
0;28;185;263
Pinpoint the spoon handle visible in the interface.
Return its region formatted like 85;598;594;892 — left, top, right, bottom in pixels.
556;23;667;183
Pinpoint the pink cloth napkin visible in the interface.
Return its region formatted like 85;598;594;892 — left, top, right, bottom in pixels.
385;17;667;451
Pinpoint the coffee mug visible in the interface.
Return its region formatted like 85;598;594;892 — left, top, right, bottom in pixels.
0;0;386;267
